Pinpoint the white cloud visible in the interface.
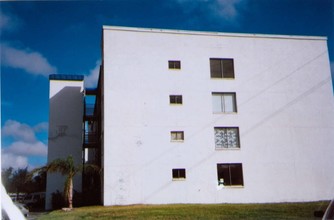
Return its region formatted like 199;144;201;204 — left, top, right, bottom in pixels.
1;44;57;76
174;0;248;26
0;12;11;30
2;120;37;143
4;141;47;157
0;9;22;33
1;153;29;170
34;122;49;133
213;0;243;21
1;10;56;76
1;120;48;169
84;60;101;88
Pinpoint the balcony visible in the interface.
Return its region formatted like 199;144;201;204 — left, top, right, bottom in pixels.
84;131;98;148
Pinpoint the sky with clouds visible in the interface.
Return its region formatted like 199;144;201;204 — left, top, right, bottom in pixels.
1;0;333;170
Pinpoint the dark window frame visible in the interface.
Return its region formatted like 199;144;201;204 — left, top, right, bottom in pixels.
217;163;244;186
170;95;183;104
210;58;235;78
169;60;181;69
172;168;186;179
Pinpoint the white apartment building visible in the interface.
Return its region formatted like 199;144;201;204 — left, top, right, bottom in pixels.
47;26;334;208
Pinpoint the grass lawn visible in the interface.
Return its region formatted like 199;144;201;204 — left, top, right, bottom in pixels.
38;201;329;220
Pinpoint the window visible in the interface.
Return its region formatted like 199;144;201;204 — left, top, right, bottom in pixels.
169;60;181;69
172;168;186;179
171;131;184;141
170;95;183;104
210;58;234;78
212;92;237;113
214;127;240;149
217;163;244;186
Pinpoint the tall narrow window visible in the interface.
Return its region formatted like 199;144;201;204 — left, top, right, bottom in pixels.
170;95;183;104
171;131;184;141
214;127;240;149
172;168;186;179
169;60;181;69
210;58;234;78
212;92;237;113
217;163;244;186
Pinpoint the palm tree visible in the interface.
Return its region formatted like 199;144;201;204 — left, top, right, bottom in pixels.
31;155;99;209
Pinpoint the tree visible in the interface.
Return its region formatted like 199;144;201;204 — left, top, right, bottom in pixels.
12;167;29;194
2;166;47;204
31;155;99;209
32;169;46;192
2;167;14;192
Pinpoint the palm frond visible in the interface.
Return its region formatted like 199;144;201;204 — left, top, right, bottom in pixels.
28;166;47;180
46;159;69;175
46;155;76;175
83;164;101;175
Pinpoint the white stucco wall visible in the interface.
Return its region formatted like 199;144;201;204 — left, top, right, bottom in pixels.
102;26;334;205
46;78;84;209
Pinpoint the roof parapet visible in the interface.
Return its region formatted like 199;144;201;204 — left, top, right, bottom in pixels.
102;25;327;41
49;74;84;81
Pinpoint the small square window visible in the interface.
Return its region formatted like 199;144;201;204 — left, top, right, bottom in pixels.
170;95;183;104
171;131;184;141
212;92;237;113
214;127;240;149
217;163;243;186
210;58;234;78
172;168;186;179
169;60;181;69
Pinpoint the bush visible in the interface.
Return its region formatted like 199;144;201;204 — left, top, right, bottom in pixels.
51;190;84;210
51;191;65;210
73;191;83;207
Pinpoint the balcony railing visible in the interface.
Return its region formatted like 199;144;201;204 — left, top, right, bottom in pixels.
84;132;98;145
85;104;95;117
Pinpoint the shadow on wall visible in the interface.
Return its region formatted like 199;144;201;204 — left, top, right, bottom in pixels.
49;86;83;107
49;86;83;142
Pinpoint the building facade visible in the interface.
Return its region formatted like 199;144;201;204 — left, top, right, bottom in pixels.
47;26;334;208
46;75;85;209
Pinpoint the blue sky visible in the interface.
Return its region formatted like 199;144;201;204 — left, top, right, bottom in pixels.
1;0;334;170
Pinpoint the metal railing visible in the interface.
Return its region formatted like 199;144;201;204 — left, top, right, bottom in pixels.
84;132;98;145
85;104;95;116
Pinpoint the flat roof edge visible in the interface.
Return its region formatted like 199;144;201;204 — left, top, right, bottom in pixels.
102;25;327;41
49;74;84;81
